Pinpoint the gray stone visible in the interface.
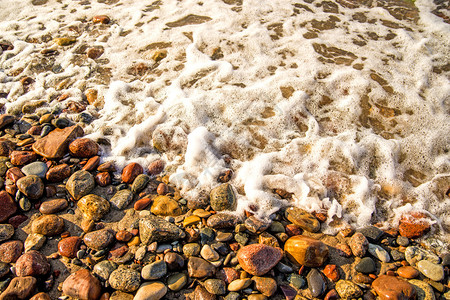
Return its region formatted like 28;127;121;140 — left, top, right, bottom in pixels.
0;224;14;243
141;260;167;280
358;226;384;243
93;260;118;281
405;246;440;266
307;268;325;298
417;260;444;281
183;243;201;257
368;243;390;262
355;257;376;274
210;183;236;211
139;215;184;245
66;170;95;200
204;278;226;295
131;174;150;194
110;189;133;210
21;161;48;178
396;236;409;247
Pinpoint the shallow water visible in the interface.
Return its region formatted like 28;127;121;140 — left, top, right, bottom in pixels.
0;0;449;242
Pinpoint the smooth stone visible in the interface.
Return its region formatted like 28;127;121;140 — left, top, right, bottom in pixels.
31;214;64;236
359;226;384;243
372;275;417;300
252;276;277;297
210;183;236;211
416;260;444;281
24;233;46;252
122;162;143;184
15;250;50;277
110;189;133;210
131;174;150;194
0;191;17;223
194;284;217;300
396;236;410;247
285;207;320;232
78;194;110;221
200;227;216;244
0;262;9;278
368;243;390;262
280;284;297;300
335;280;363;299
201;244;220;261
244;216;270;234
139;215;184;245
216;232;233;242
69;138;99;157
409;279;436;300
10;151;37;166
247;295;267;300
133;281;167;300
183;243;201;257
46;163;71;182
348;232;369;257
0;276;36;300
284;235;329;267
307;268;326;298
391;249;405;261
188;257;216;278
58;236;82;258
93;260;118;281
32;125;84;159
0;240;23;263
16;175;44;199
323;264;340;282
110;291;134;300
62;268;102;300
116;230;133;242
355;257;376;274
30;292;51;300
167;273;187;291
150;195;182;216
21;161;48;178
141;260;167;280
164;252;185;271
39;198;68;214
207;213;239;229
66;170;95;200
83;229;115;250
288;273;305;289
228;278;252;291
405;246;440;266
441;253;450;266
397;266;420;279
0;224;14;242
109;267;141;293
183;215;201;227
193;209;211;218
204;279;226;295
237;244;283;276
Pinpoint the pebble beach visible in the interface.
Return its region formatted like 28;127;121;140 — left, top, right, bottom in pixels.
0;0;449;299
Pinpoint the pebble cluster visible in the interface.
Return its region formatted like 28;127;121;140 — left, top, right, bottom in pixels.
0;107;448;300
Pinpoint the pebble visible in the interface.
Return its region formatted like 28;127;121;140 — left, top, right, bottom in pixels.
228;278;252;291
93;260;118;281
62;268;102;300
69;138;99;157
122;162;143;184
131;174;150;193
204;278;227;295
164;252;185;270
147;160;165;175
0;276;37;300
15;250;51;276
39;198;68;214
188;257;216;278
237;244;283;276
252;276;277;297
110;189;133;210
68;169;97;200
77;194;110;221
355;257;376;274
46;163;71;182
391;249;405;261
141;260;167;280
93;15;111;24
83;229;115;250
150;195;182;216
397;266;420;279
82;156;100;171
323;264;340;282
53;37;76;46
6;167;25;183
194;284;216;300
285;207;320;233
396;236;409;247
0;191;17;223
247;295;267;300
335;280;363;299
139;215;184;245
21;161;48;178
10;150;37;166
58;236;82;258
201;244;220;261
183;243;201;257
167;272;187;291
109;267;141;292
207;213;239;229
372;275;417;300
288;273;305;289
183;215;201;227
0;240;23;263
368;243;390;262
0;224;14;242
210;183;237;211
134;282;167;300
324;289;339;300
416;260;444;281
24;233;46;252
405;246;440;266
399;213;431;239
31;214;64;236
87;47;104;59
284;235;329;267
116;230;133;242
408;280;436;300
307;268;326;298
30;292;51;300
32;125;84;159
349;232;369;257
156;182;168;195
359;226;384;243
16;175;44;199
244;216;270;234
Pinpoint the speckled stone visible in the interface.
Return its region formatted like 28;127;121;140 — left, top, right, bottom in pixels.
66;170;95;200
0;240;23;263
139;215;184;245
83;229;115;250
134;281;167;300
16;175;44;199
209;183;237;211
285;207;320;233
335;280;363;299
109;267;141;293
31;214;64;236
93;260;118;281
77;194;110;221
237;244;283;276
0;224;14;242
416;260;444;282
15;250;51;277
409;279;436;300
110;189;133;210
252;276;278;297
348;232;369;257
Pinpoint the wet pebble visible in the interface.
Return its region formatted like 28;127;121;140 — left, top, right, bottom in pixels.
355;257;376;274
349;232;369;257
0;240;23;263
21;161;48;178
210;183;236;211
397;266;420;279
122;162;143;184
237;243;282;276
188;257;216;278
62;268;102;300
0;224;14;242
253;276;277;297
110;189;133;210
58;236;82;258
335;280;363;299
167;272;187;291
204;278;227;295
93;260;118;281
66;170;95;200
368;243;390;262
39;198;68;214
16;175;44;199
285;207;320;233
416;260;444;281
15;250;51;276
307;268;326;298
83;229;115;250
31;214;64;236
77;194;110;221
134;281;167;300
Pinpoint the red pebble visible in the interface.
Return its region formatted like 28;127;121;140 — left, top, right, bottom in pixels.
122;162;143;184
285;224;303;236
323;264;340;282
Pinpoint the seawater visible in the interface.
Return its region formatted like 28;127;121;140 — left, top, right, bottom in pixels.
0;0;449;243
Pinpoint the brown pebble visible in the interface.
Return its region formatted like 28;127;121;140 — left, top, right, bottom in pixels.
10;150;37;165
116;230;133;242
95;172;111;187
6;167;25;183
93;15;110;24
46;164;71;182
82;156;100;171
69;138;99;158
148;159;165;175
157;183;168;195
285;224;303;236
122;162;143;184
86;47;104;59
134;197;152;211
97;161;116;172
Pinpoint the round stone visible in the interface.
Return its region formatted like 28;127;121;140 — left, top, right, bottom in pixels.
93;260;118;281
131;174;150;194
307;268;326;298
58;236;82;258
77;194;110;221
109;268;141;293
0;224;14;242
167;273;187;291
39;198;68;214
204;279;226;295
134;282;167;300
16;175;44;199
201;244;220;262
228;278;252;292
397;266;420;279
349;232;369;257
372;275;416;300
417;260;444;281
141;260;167;280
210;183;237;211
284;235;329;267
252;276;277;297
285;207;320;233
15;250;51;277
46;164;71;182
83;229;115;250
31;214;64;236
121;162;143;184
355;257;376;274
335;280;363;299
66;170;95;200
150;195;182;216
69;138;99;158
183;243;201;257
21;161;48;178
